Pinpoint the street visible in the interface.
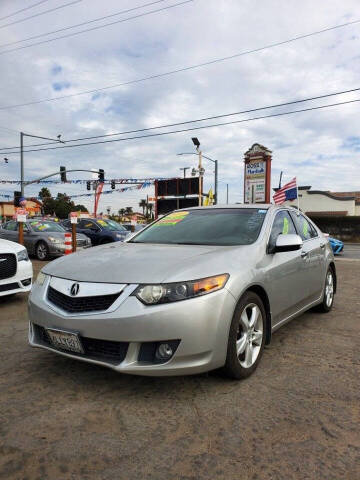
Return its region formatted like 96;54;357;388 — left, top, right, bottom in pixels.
0;258;359;480
341;243;360;260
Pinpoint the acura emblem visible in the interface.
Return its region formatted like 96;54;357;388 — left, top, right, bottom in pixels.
70;283;80;296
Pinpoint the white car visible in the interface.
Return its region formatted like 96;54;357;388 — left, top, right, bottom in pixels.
0;239;33;297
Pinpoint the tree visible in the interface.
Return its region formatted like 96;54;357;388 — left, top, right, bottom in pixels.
139;199;146;216
38;190;88;219
125;206;133;215
38;187;51;200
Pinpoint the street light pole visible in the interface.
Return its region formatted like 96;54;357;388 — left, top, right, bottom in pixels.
179;167;190;178
177;152;218;204
226;183;229;204
20;132;64;196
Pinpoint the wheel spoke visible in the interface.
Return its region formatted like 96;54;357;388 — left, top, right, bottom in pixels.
240;310;250;330
236;335;247;355
249;305;259;328
245;343;253;367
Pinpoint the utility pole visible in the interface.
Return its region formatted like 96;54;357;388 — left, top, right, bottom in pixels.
226;184;229;204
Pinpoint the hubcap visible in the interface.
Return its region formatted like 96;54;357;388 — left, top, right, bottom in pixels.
325;272;334;307
236;303;263;368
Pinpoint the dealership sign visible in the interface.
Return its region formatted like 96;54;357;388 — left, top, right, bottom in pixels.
245;160;266;203
243;144;272;204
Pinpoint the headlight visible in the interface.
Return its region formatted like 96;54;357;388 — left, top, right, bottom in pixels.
47;236;63;244
133;274;229;305
36;271;48;285
17;249;29;262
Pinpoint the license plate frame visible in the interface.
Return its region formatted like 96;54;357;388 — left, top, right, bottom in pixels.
46;328;84;354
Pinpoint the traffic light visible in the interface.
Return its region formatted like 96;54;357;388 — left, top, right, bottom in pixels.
98;169;105;182
86;181;91;191
60;166;67;182
111;180;115;190
14;191;22;207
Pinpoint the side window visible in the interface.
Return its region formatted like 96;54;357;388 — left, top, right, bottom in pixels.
5;221;17;231
79;219;92;229
291;213;314;241
308;221;318;238
269;211;296;249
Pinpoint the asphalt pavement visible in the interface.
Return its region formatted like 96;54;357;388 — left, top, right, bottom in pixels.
0;259;359;480
341;243;360;260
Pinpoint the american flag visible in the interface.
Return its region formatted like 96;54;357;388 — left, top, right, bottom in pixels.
273;177;297;205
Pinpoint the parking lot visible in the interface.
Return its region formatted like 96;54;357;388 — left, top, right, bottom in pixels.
0;256;359;480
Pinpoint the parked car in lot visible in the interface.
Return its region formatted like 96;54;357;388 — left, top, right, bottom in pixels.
29;205;336;379
122;223;145;233
0;238;32;298
61;218;128;245
0;220;91;260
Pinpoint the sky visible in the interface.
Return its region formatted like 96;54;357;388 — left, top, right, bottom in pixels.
0;0;359;214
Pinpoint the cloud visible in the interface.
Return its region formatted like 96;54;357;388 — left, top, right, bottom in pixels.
0;0;359;212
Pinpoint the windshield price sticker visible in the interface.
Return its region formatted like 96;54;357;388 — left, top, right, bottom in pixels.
156;211;189;226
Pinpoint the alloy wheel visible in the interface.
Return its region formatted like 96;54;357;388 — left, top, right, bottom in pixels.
325;271;334;308
236;303;263;368
37;243;47;260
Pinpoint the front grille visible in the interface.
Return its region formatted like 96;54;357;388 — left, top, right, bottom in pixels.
0;282;19;292
47;286;120;313
33;324;128;365
0;254;17;280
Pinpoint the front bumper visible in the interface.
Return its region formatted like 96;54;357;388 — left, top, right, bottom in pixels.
47;243;92;257
28;280;236;376
0;259;33;297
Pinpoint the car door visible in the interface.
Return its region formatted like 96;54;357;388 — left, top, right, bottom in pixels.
78;220;100;245
266;210;309;324
290;212;324;303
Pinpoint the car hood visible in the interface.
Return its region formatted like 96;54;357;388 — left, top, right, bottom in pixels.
0;238;26;254
42;241;249;283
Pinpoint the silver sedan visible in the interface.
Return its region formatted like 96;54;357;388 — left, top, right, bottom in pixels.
28;205;335;379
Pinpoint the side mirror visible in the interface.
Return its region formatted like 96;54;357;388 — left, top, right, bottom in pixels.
274;234;303;253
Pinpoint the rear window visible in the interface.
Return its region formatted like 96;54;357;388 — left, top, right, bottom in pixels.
130;208;267;246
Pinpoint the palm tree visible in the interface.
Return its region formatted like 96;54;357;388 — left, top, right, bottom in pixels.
147;203;153;219
125;206;133;216
139;199;147;216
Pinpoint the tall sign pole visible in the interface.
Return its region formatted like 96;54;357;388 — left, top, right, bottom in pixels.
243;144;272;204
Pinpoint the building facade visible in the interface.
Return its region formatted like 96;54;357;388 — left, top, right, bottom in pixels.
283;186;360;216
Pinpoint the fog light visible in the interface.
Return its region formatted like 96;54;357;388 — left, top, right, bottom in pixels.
155;343;174;361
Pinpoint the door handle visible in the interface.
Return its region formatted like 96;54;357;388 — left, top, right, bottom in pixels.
301;251;308;258
320;243;325;249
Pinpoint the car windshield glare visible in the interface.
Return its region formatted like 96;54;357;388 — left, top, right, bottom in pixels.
130;208;268;246
95;219;126;231
29;221;65;233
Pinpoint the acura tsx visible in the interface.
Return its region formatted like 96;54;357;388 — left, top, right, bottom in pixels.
28;205;336;379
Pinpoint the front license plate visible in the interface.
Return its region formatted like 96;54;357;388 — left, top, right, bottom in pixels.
46;329;84;354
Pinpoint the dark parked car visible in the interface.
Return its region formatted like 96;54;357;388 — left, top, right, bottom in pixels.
61;218;128;246
0;220;91;260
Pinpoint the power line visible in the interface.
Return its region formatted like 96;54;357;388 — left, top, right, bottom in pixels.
0;0;168;47
0;0;193;56
1;86;359;151
0;17;358;109
0;0;51;22
0;97;358;155
0;0;82;30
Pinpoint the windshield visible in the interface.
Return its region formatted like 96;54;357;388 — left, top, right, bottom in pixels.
95;219;127;231
130;208;267;246
29;220;65;233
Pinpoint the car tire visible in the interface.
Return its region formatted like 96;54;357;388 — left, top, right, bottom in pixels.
222;291;266;380
35;241;49;261
314;267;335;313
